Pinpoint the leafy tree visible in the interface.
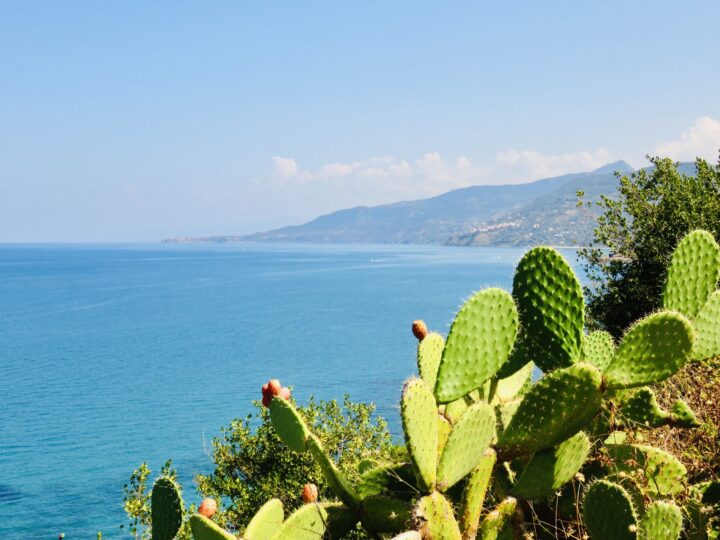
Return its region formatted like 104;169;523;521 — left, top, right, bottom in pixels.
123;395;394;539
578;155;720;336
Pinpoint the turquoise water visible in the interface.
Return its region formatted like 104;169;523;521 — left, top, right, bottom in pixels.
0;243;579;538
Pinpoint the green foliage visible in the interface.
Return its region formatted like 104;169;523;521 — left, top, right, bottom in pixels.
194;396;392;534
578;156;720;336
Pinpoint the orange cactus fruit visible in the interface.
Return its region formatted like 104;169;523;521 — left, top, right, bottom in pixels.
412;320;428;341
198;497;217;518
302;483;318;504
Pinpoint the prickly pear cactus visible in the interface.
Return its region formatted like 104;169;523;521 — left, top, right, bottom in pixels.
512;246;584;372
460;449;496;540
151;476;183;540
692;290;720;360
401;378;438;491
436;401;495;491
434;288;518;402
663;229;720;319
244;498;284;540
412;492;462;540
511;431;590;500
497;363;603;459
478;497;517;540
189;514;237;540
269;396;310;452
638;501;683;540
417;332;444;389
619;387;699;428
583;480;638;540
605;444;687;497
603;311;694;390
582;330;615;371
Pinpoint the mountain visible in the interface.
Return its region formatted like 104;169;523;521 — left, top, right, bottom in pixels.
226;161;633;246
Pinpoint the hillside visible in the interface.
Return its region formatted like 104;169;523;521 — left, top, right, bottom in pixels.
228;161;632;246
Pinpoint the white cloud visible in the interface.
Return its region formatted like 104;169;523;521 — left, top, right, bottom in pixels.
271;156;299;179
495;149;612;181
654;116;720;162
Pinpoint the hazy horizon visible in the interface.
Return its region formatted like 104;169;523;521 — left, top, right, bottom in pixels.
2;2;720;242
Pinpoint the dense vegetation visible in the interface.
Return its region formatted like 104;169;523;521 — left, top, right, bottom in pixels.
123;154;720;539
578;156;720;336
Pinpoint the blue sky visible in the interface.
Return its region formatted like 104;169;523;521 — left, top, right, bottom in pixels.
1;1;719;242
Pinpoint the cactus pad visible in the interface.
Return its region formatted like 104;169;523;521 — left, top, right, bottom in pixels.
360;495;411;533
151;476;183;540
583;480;637;540
605;444;687;497
639;501;683;540
663;230;720;319
493;361;533;404
692;290;720;361
357;463;417;500
269;397;310;452
582;330;615;371
437;401;496;491
245;498;284;540
307;435;361;509
497;363;603;459
511;431;590;500
620;387;699;428
412;492;462;540
272;503;354;540
401;378;438;491
604;311;694;390
512;246;584;372
437;414;452;457
434;288;518;402
460;449;496;540
417;332;444;389
189;514;237;540
478;497;517;540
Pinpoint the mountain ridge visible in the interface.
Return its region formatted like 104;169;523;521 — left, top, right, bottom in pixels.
163;160;675;247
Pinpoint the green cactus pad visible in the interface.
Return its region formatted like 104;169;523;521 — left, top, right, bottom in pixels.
437;401;496;491
582;330;615;371
605;444;687;497
493;361;533;404
692;290;720;361
245;498;284;540
478;497;517;540
460;449;496;540
151;476;183;540
269;397;310;453
189;514;237;540
434;288;519;402
639;501;683;540
583;480;637;540
444;396;469;424
271;502;354;540
401;378;438;491
325;503;360;539
663;230;720;319
511;431;590;500
412;492;462;540
417;332;444;389
512;246;584;372
620;387;699;428
497;363;603;459
357;463;417;500
620;387;669;427
437;414;452;457
307;435;361;509
604;311;694;390
360;495;411;533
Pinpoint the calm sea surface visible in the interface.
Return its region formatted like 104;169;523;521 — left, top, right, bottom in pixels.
0;243;581;538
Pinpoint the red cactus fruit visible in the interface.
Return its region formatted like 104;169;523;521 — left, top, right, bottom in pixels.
267;379;282;396
262;394;272;408
302;483;318;504
412;320;428;341
278;387;291;400
198;497;217;518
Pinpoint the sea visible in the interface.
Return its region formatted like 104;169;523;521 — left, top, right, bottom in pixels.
0;242;581;538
